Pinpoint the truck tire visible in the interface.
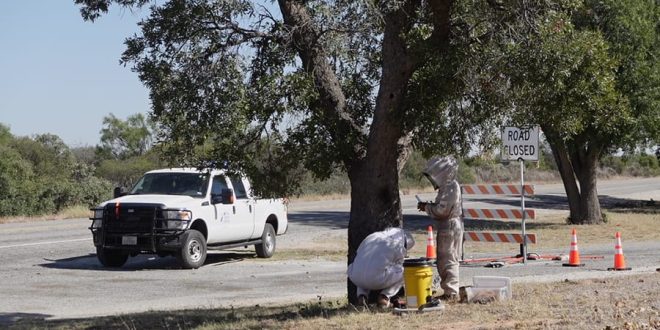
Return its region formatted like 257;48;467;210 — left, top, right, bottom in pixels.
255;223;276;258
96;247;128;268
177;230;207;269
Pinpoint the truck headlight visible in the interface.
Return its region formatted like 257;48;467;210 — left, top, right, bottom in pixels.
89;208;103;228
89;209;104;220
164;210;192;221
164;210;192;230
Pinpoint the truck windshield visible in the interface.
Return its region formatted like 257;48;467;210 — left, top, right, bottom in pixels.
129;172;210;198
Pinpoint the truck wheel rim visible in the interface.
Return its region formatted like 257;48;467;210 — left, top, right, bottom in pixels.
265;232;274;253
188;239;202;262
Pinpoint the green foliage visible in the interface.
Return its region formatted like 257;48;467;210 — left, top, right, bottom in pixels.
74;0;517;199
96;152;162;188
297;172;351;197
575;0;660;148
70;163;114;207
456;160;477;184
536;141;558;172
601;153;660;177
92;112;162;188
503;0;658;157
0;145;39;215
600;155;625;174
98;113;153;160
0;123;11;144
399;151;429;188
636;154;659;170
0;125;113;217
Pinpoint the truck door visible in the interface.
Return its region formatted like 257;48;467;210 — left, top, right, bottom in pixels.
228;176;256;239
209;175;242;242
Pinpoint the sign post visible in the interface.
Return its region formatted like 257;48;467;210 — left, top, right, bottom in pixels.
502;126;540;264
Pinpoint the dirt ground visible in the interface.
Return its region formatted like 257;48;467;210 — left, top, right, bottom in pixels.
12;272;659;329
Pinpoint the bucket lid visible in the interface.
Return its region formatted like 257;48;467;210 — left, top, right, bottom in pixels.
403;258;434;266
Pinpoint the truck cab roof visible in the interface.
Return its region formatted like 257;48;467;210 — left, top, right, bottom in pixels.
145;168;227;176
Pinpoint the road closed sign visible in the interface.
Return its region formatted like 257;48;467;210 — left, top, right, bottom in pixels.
502;126;540;161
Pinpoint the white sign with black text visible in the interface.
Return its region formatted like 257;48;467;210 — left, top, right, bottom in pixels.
501;126;540;161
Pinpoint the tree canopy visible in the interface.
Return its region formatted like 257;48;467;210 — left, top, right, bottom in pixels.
98;113;154;160
0;125;112;216
75;0;521;198
95;113;162;187
501;0;658;223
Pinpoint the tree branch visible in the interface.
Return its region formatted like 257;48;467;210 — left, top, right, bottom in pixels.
277;0;365;164
426;0;453;48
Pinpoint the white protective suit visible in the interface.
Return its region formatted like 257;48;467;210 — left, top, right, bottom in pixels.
422;156;463;297
347;227;415;299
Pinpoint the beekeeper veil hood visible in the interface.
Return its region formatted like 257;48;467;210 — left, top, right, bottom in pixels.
423;156;458;190
404;231;415;251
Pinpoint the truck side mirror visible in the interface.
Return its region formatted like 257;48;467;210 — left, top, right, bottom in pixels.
113;187;127;198
221;188;235;204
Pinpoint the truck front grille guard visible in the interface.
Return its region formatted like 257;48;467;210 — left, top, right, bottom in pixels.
89;206;192;251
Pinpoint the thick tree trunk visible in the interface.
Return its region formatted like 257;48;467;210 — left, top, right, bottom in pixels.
345;4;418;303
279;0;454;303
347;146;405;302
572;144;603;224
545;127;604;224
544;130;581;220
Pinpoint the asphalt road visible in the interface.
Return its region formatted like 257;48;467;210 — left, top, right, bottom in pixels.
1;178;658;324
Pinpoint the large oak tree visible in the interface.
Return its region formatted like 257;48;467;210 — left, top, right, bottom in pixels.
76;0;556;300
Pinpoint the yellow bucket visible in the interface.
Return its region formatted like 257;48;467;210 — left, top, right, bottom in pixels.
403;258;434;308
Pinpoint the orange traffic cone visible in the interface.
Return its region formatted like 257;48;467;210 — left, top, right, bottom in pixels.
562;228;584;267
608;232;631;271
425;226;436;260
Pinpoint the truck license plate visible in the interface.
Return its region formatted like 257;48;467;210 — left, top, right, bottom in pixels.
122;236;137;245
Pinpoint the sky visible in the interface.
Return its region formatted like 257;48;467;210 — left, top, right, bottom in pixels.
0;1;151;147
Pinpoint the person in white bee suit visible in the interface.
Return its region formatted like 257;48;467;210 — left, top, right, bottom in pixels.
417;156;463;300
347;227;415;308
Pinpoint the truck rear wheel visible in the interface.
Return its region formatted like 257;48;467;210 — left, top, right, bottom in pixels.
177;229;207;269
255;223;276;258
96;247;128;268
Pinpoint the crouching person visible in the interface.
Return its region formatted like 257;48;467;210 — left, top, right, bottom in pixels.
347;227;415;308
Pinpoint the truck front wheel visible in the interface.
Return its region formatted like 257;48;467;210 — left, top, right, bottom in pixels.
96;247;128;268
255;223;276;258
177;230;207;269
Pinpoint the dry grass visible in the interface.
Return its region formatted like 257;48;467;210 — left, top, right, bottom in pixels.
461;211;660;255
0;205;89;224
270;249;346;262
269;211;659;262
17;273;659;330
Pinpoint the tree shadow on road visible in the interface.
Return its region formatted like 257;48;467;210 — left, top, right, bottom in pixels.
38;251;259;271
290;210;439;234
0;312;52;327
463;194;657;213
283;194;657;235
288;211;349;229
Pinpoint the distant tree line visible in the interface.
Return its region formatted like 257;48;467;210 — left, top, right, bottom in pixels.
1;112;657;217
0;113;162;217
0;124;112;216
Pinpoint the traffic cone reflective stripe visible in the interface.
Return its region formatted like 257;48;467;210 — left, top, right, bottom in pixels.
426;226;436;260
563;228;584;267
608;232;631;271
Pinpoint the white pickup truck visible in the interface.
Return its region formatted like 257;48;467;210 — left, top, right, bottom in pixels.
89;168;288;269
